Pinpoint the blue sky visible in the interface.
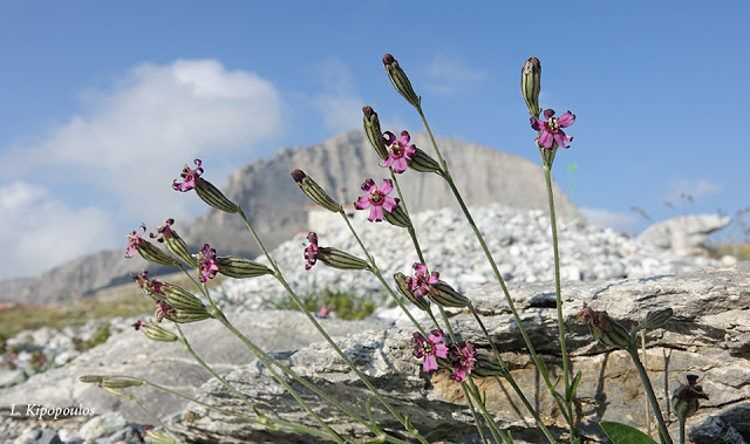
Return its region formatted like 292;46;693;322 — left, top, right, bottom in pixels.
1;1;748;278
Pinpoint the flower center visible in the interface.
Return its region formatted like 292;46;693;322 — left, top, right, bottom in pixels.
391;144;404;157
370;191;384;204
547;118;560;131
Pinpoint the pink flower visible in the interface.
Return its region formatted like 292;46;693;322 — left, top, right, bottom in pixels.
198;243;219;282
131;320;146;331
406;263;440;299
412;329;449;373
172;159;204;192
155;301;174;323
383;130;417;173
132;271;166;296
449;341;477;382
304;232;319;270
318;306;331;317
531;109;575;149
354;178;399;222
125;225;147;258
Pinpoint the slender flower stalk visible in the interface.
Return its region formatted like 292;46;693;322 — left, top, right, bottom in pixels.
234;208;428;443
628;348;673;444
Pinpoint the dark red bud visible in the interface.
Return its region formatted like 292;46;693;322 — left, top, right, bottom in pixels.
382;54;395;66
290;169;307;183
362;106;375;119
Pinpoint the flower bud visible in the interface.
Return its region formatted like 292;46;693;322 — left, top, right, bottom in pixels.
382;53;421;108
383;202;411;228
521;57;541;117
140;323;179;342
101;377;144;389
428;281;470;308
216;256;273;279
169;306;212;324
672;374;709;420
151;219;197;267
472;354;510;378
407;148;442;174
362;106;389;160
291;169;343;213
394;272;430;311
161;284;205;311
195;178;240;214
136;239;179;267
80;375;105;384
639;307;673;331
317;247;370;271
576;304;633;350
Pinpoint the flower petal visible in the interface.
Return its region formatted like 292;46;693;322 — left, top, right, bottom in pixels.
538;130;554;149
382;197;398;212
379;179;394;195
383;131;397;146
354;195;371;210
557;111;576;128
423;355;438;373
369;206;384;222
361;178;377;193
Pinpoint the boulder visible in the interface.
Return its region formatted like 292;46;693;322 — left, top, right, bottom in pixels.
639;214;731;255
174;266;750;443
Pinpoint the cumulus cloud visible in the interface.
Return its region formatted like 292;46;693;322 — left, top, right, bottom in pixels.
0;59;283;278
311;58;363;133
580;207;640;233
665;178;722;203
0;182;118;279
425;53;487;95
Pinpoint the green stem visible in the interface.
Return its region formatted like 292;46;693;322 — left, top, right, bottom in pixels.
466;378;511;443
416;105;572;431
389;169;426;265
462;382;491;444
237;209;427;444
628;349;673;444
543;164;574;436
679;417;686;444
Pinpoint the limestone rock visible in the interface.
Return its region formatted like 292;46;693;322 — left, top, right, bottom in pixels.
639;214;731;255
176;267;750;443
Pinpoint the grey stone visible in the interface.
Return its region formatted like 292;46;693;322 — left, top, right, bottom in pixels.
79;413;126;440
175;267;750;443
639;214;732;255
12;428;61;444
0;370;25;389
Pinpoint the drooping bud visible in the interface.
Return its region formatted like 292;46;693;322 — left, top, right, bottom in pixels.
428;281;471;308
383;202;411;228
161;284;206;311
521;57;542;117
291;169;343;213
639;307;674;331
317;247;370;271
382;53;421;108
100;377;145;389
576;304;633;350
472;354;510;378
150;219;197;267
362;106;389;160
195;178;240;214
394;272;430;311
672;374;709;420
407;148;443;174
216;256;273;279
138;322;179;342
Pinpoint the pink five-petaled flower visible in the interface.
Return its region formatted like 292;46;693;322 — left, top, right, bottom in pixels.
197;243;219;283
531;109;576;149
383;130;417;173
155;301;174;323
406;263;439;299
354;178;399;222
125;225;147;258
449;341;477;382
412;329;449;373
172;159;204;192
304;232;319;271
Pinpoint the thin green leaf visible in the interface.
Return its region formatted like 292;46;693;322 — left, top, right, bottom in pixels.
599;421;658;444
567;371;583;402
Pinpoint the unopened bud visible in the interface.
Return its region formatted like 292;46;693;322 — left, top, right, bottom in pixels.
169;306;212;324
473;354;510;378
382;53;421;108
216;256;273;279
140;323;178;342
394;272;430;311
101;377;144;389
672;374;709;420
162;284;205;311
195;178;240;214
136;239;178;267
407;148;442;174
291;169;343;213
151;219;197;267
318;247;370;271
576;304;632;350
80;375;105;384
521;57;542;117
428;281;470;308
383;202;411;228
640;307;674;331
362;106;389;160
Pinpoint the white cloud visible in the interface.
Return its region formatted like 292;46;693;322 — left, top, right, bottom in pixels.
425;53;487;95
0;182;118;279
665;179;722;202
0;59;284;278
311;58;363;133
580;207;639;233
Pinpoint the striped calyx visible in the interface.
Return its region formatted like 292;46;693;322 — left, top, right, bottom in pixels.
140;323;178;342
162;284;205;311
100;377;145;389
291;169;343;213
428;281;470;308
394;272;430;311
195;178;240;214
382;53;421;109
363;106;389;160
473;354;510;378
136;240;178;267
521;57;542;118
163;235;196;267
407;148;442;174
318;247;370;271
216;256;273;279
639;307;673;331
383;202;410;228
